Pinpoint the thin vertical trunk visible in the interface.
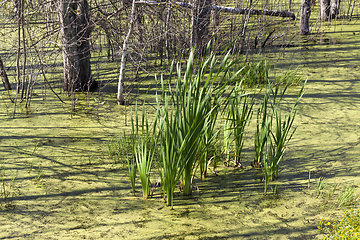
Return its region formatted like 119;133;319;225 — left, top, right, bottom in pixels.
13;0;22;117
117;0;136;105
300;0;311;35
197;0;211;55
211;0;219;28
191;0;211;55
165;3;171;62
190;0;197;49
349;0;356;20
0;59;11;91
21;8;26;102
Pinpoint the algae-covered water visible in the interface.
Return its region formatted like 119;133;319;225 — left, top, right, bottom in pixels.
1;18;360;239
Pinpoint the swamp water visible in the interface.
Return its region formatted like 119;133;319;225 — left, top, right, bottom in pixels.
1;19;360;239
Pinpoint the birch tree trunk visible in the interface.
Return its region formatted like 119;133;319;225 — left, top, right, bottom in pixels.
117;0;136;105
320;0;330;20
320;0;340;20
330;0;341;19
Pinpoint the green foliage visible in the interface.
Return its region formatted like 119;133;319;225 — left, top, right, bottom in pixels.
337;185;359;208
316;176;328;198
117;133;137;195
253;65;306;194
0;167;17;210
319;207;360;239
105;46;306;205
132;102;159;199
225;83;254;167
157;44;245;206
235;60;268;87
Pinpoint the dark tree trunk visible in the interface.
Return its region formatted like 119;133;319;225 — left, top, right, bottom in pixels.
59;0;95;93
76;0;94;91
0;59;11;91
300;0;311;35
211;0;219;28
191;0;211;56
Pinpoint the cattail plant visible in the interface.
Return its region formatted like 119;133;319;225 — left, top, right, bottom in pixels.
226;82;254;167
262;72;306;194
132;102;159;199
157;44;245;207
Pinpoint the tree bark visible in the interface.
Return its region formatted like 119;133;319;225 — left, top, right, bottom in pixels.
12;0;19;18
320;0;340;20
349;0;356;20
59;0;94;93
320;0;330;20
211;0;219;28
300;0;311;35
191;0;211;56
77;0;93;91
0;59;11;91
117;0;136;105
330;0;340;19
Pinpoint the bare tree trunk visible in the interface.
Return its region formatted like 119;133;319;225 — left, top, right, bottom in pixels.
330;0;340;19
59;0;94;93
59;0;80;93
12;0;19;18
190;0;197;49
320;0;330;20
300;0;311;35
20;8;26;102
191;0;211;55
348;0;356;20
117;0;136;105
0;59;11;91
77;0;93;91
13;0;22;117
211;0;219;28
320;0;340;20
165;2;171;62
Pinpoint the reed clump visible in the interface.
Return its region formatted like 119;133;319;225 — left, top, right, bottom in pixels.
108;45;306;207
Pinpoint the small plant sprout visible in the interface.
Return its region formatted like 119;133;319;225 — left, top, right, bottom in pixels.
316;176;327;198
337;185;358;208
35;163;44;185
0;167;17;210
